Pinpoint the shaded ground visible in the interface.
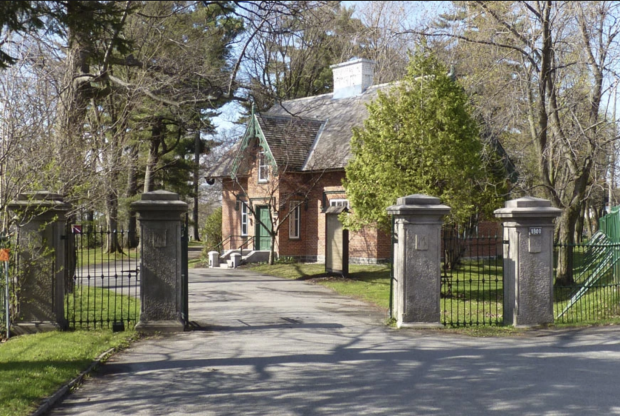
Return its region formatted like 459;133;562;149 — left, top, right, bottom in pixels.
50;268;620;416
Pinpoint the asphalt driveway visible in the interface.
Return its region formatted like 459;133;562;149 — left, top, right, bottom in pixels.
50;267;620;415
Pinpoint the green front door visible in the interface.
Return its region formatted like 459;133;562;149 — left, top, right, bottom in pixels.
256;206;272;250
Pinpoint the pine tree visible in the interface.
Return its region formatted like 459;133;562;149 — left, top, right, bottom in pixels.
344;49;505;230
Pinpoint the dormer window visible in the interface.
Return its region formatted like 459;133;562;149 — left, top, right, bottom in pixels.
258;150;269;183
330;199;349;209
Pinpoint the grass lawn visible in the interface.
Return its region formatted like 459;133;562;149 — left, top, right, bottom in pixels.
0;330;136;416
441;260;504;327
0;284;140;415
189;258;203;269
66;285;140;330
75;247;139;267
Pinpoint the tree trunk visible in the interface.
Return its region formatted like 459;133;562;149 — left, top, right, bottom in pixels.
269;233;276;265
193;130;201;241
584;200;594;240
143;143;157;193
105;190;123;254
143;121;162;193
555;204;581;285
575;203;585;243
125;144;139;248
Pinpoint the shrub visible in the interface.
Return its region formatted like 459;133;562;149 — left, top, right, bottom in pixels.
202;207;222;255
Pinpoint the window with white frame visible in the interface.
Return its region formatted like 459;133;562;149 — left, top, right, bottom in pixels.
289;201;301;239
258;150;269;182
330;199;349;209
240;203;248;236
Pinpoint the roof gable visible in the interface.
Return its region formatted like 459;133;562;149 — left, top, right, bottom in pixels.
205;83;393;179
255;114;324;171
266;83;392;171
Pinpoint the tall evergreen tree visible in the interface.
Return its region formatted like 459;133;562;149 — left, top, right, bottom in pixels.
344;49;506;230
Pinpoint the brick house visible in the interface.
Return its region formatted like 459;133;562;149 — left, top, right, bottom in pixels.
206;58;392;264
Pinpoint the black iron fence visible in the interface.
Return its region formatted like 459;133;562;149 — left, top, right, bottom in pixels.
554;242;620;323
0;251;15;339
441;230;505;327
65;226;140;331
181;214;189;326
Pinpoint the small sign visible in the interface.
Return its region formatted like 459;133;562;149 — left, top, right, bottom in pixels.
72;225;82;234
0;249;10;262
415;234;428;251
529;227;542;236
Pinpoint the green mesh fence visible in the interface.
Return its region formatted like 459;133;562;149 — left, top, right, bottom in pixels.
599;206;620;243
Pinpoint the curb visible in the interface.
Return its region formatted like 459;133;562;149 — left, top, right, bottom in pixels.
31;347;116;416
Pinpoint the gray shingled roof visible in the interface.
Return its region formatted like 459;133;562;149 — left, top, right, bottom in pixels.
255;114;324;171
268;83;391;171
205;82;392;178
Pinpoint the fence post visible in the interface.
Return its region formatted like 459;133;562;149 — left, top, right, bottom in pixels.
387;194;450;328
132;190;188;333
8;191;70;334
494;197;561;327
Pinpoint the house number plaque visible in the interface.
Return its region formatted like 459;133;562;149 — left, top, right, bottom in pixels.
529;227;542;236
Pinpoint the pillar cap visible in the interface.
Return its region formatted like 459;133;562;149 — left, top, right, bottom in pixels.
131;190;188;212
8;191;70;212
387;194;451;216
140;190;181;201
494;196;561;219
396;194;440;205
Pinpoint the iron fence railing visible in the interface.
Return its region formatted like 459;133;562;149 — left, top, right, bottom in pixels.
65;227;140;331
554;242;620;323
0;254;15;339
0;234;17;339
441;230;505;327
211;235;255;255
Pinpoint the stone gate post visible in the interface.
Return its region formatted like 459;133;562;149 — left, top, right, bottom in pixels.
494;197;561;327
131;190;188;333
8;191;70;334
387;194;450;328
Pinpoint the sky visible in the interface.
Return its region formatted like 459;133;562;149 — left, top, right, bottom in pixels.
211;1;446;136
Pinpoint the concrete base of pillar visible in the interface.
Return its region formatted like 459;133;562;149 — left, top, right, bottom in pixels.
397;322;444;329
135;320;185;333
11;321;64;335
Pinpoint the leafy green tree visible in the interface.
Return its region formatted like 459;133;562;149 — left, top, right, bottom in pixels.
343;49;506;231
201;206;222;255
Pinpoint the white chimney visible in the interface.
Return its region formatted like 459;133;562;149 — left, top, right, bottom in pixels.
330;58;375;99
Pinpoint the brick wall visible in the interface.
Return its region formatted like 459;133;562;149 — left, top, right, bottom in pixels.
220;160;388;262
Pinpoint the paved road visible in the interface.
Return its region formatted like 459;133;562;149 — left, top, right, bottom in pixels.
51;268;620;415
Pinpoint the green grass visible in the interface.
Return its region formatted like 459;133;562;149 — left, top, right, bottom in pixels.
65;285;140;329
441;260;504;326
0;330;136;416
75;247;139;267
189;258;202;269
0;284;140;415
552;245;620;323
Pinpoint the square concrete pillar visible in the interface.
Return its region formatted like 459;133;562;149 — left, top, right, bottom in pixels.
8;191;70;334
494;197;561;327
387;194;450;328
208;251;220;268
131;190;188;333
